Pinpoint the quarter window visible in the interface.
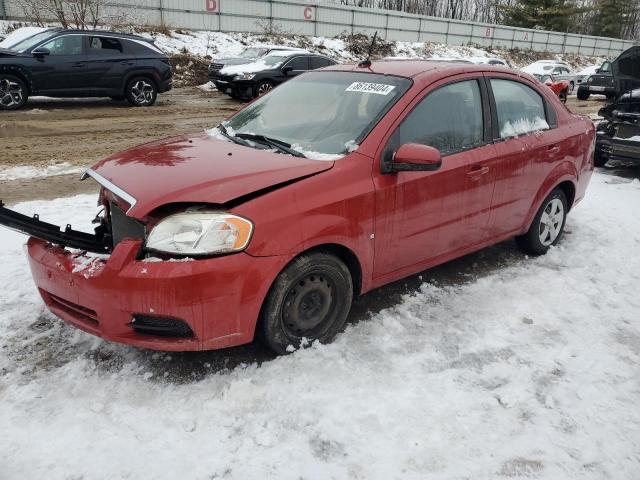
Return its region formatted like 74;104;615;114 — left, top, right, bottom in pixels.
490;79;549;138
396;79;484;156
41;35;83;56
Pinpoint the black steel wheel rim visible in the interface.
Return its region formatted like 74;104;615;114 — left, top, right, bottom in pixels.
281;272;337;338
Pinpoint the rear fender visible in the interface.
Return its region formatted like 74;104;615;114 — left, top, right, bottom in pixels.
523;162;577;232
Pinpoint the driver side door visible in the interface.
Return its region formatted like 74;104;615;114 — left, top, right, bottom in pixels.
372;76;498;281
30;34;88;93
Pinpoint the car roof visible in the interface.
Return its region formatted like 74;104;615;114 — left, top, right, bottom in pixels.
52;29;153;43
325;59;512;79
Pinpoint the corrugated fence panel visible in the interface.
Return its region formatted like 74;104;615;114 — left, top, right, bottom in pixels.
1;0;636;56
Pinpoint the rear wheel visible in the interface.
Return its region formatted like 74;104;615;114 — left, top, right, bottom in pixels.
125;77;157;107
258;252;353;355
0;74;28;110
559;89;568;104
516;188;568;256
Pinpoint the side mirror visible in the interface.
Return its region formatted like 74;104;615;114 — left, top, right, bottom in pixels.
382;143;442;173
282;65;293;75
32;47;50;57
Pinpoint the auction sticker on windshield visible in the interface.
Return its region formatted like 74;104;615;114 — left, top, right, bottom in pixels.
345;82;396;95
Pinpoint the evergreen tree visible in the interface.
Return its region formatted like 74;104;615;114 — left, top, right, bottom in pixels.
592;0;635;38
499;0;583;32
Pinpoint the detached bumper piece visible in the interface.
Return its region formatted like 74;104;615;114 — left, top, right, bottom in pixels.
0;200;110;254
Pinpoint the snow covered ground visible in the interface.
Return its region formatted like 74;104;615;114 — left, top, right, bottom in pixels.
1;171;639;479
0;162;83;181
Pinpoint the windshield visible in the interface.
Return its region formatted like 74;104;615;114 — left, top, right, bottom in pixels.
598;62;611;74
262;53;291;66
240;48;265;59
222;72;411;159
10;30;54;52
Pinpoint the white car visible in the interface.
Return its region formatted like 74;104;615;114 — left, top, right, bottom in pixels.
521;60;578;92
576;64;601;84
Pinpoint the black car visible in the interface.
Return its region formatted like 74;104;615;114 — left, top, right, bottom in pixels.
214;51;337;99
577;61;615;100
208;46;306;83
595;89;640;166
0;28;172;110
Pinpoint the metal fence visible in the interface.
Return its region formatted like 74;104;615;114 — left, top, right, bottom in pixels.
2;0;637;56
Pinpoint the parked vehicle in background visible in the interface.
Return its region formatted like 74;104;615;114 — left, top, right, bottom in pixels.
577;62;615;100
595;88;640;166
0;61;595;354
0;29;172;110
576;64;601;85
208;46;306;83
522;60;578;92
534;74;570;103
473;57;512;67
0;26;48;50
610;46;640;98
215;51;336;99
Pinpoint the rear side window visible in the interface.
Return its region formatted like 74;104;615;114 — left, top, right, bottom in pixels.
396;79;484;156
285;57;309;71
89;36;123;54
41;35;83;56
309;57;333;69
490;79;549;138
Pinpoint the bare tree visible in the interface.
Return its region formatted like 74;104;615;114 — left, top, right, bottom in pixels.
15;0;110;29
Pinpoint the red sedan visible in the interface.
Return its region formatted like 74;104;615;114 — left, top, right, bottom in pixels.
0;61;595;354
535;73;571;103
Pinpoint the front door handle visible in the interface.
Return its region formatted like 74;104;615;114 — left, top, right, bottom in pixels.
467;165;490;178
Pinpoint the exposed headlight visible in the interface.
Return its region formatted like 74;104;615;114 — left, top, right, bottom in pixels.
588;77;593;83
146;212;253;256
234;73;256;80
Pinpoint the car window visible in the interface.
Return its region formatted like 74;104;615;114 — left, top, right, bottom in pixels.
396;79;484;156
284;57;309;71
309;57;333;69
41;35;83;55
89;36;123;54
490;79;549;138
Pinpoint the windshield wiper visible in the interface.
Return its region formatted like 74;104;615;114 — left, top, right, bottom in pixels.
217;124;251;147
235;133;307;158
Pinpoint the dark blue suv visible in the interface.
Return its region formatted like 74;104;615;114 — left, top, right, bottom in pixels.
0;29;172;110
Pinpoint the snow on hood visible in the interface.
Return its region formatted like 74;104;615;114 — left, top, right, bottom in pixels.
220;50;304;76
521;63;557;75
0;26;47;49
577;65;600;76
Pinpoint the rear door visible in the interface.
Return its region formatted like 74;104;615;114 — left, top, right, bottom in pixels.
30;34;87;93
85;35;133;94
281;56;309;79
484;76;564;237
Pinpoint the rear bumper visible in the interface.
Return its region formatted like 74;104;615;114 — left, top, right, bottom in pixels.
27;237;291;351
158;78;172;93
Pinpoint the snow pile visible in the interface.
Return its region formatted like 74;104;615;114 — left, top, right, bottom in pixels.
0;172;639;478
0;162;84;181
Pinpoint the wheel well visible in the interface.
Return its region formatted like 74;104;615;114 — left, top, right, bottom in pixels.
557;181;576;210
1;69;31;94
300;244;363;297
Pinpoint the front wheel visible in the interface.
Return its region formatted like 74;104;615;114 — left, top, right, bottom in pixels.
516;189;568;255
125;77;157;107
0;74;28;110
258;252;353;355
253;80;273;98
577;88;590;101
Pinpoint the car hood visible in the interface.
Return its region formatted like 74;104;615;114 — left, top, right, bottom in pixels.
0;48;21;57
89;132;335;219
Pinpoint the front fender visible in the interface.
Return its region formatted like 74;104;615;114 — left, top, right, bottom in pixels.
523;162;577;232
0;64;35;93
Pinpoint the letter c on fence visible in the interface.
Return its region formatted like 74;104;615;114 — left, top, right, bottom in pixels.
205;0;218;12
304;6;314;20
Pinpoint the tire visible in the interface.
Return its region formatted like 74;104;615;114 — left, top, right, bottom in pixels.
594;151;608;168
516;188;568;256
125;76;157;107
576;88;590;101
258;252;353;355
0;74;28;110
559;89;568;104
253;80;273;98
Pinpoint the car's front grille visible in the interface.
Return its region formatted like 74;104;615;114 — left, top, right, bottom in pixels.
45;291;99;327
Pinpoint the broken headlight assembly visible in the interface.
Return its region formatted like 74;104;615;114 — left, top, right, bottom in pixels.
145;212;253;256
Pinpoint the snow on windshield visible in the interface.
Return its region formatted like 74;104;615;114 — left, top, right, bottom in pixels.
500;117;549;137
0;26;47;49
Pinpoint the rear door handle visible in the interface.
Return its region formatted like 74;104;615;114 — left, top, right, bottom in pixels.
467;165;490;178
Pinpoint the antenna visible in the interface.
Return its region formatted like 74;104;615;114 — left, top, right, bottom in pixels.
358;31;378;68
